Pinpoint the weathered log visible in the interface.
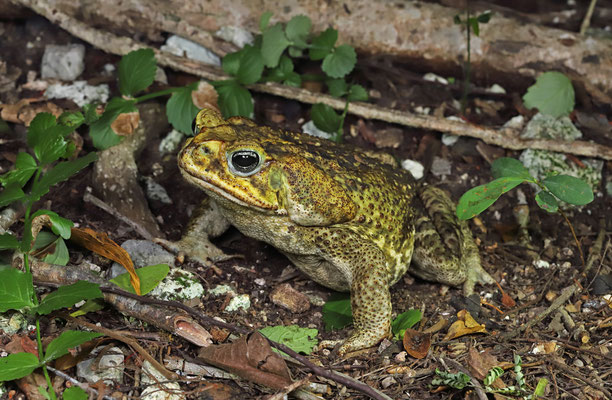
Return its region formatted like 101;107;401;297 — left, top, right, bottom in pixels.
9;0;612;99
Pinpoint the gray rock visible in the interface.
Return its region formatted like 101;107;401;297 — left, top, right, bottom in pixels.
76;346;124;385
41;44;85;81
161;35;220;66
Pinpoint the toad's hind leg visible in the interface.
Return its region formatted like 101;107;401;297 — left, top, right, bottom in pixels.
411;185;493;295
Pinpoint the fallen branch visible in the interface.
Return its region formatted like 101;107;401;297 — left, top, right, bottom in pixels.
13;0;612;160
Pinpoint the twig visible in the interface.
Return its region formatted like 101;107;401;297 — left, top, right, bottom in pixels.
94;287;389;399
45;366;118;400
547;356;612;399
501;224;606;340
580;0;599;35
83;192;154;240
15;0;612;160
62;313;178;380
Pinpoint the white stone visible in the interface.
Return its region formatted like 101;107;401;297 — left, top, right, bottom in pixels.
45;81;109;107
401;159;424;179
41;44;85;80
161;35;220;66
301;120;333;140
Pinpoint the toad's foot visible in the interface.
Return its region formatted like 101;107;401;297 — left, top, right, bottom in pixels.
156;198;235;265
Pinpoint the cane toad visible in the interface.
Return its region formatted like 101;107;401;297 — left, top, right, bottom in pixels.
179;108;493;355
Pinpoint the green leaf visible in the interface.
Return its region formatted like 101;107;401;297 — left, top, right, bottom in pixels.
309;28;337;60
33;231;57;250
322;45;356;78
456;176;526;220
27;113;56;149
42;237;70;266
236;46;264;85
285;15;311;47
542;174;594;205
259;325;318;355
284;71;301;87
110;264;170;295
432;368;472;390
326;78;347;98
37;281;102;315
0;233;19;250
322;292;352;331
535;190;559;213
0;184;26;207
213;80;254;117
0;152;38;188
533;378;549;397
484;366;504;386
70;299;106;317
118;48;156;96
27;114;73;166
58;111;85;128
347;84;368;102
0;269;35;312
32;210;73;239
62;386;88;400
0;352;40;381
89;97;137;149
82;103;101;124
166;84;199;135
523;71;575;118
311;103;342;134
491;157;532;180
259;11;273;31
477;10;492;23
222;50;242;76
43;330;102;363
468;17;480;36
29;152;98;203
391;309;422;340
261;23;290;68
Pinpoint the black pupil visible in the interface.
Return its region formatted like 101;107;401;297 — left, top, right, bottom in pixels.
231;151;259;173
191;119;198;134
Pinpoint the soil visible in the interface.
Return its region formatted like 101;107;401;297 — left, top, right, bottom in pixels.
0;2;611;400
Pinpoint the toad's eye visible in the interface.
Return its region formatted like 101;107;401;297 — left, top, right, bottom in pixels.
228;150;263;176
192;118;199;135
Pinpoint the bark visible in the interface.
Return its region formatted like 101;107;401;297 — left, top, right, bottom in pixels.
10;0;612;99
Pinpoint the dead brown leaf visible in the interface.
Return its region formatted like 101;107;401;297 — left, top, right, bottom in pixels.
402;328;431;359
444;309;487;340
110;111;140;136
467;347;507;390
70;227;140;295
197;332;293;390
192;81;219;111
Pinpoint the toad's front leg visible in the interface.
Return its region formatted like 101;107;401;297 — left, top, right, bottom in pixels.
322;236;393;356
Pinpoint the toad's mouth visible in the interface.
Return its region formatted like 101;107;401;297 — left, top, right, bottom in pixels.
179;166;277;211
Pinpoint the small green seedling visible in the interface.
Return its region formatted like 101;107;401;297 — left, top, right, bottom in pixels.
0;113;104;398
214;12;368;141
453;9;491;114
432;354;548;399
458;157;593;265
89;48;200;149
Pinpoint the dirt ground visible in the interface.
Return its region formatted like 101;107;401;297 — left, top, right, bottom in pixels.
0;1;611;399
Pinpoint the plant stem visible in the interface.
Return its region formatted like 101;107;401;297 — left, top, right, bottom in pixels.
558;208;586;268
133;87;178;103
460;7;471;115
334;99;350;143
